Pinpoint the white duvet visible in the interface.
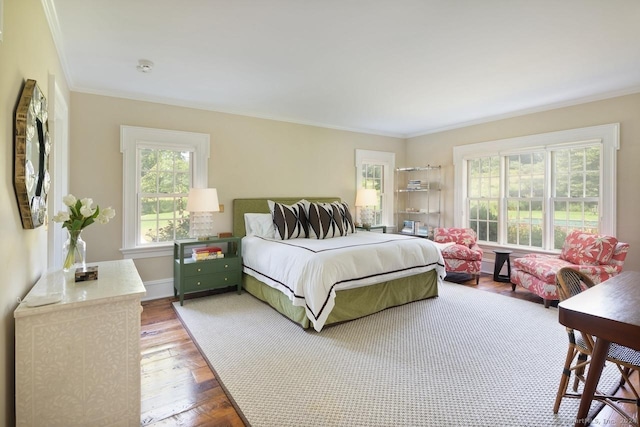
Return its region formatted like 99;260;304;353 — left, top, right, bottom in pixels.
242;232;446;331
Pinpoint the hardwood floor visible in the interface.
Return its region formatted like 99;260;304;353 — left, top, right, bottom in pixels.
140;274;638;426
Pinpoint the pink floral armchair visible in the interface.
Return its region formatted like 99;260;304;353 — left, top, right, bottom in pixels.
510;230;629;307
433;228;483;285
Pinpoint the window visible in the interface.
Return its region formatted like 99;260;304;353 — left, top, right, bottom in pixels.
121;126;209;258
550;145;601;249
454;124;618;252
505;152;545;247
355;150;395;227
361;163;384;225
468;156;499;243
139;148;191;244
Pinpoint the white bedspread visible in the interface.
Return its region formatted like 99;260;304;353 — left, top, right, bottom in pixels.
242;232;446;331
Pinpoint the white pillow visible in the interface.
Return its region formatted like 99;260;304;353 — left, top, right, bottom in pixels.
244;213;276;239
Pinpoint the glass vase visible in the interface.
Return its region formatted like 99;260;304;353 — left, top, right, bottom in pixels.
63;229;86;272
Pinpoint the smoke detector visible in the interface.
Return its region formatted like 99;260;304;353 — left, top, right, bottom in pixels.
136;59;154;73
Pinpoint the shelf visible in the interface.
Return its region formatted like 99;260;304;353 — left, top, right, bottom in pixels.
395;164;442;234
396;166;441;172
397;210;440;215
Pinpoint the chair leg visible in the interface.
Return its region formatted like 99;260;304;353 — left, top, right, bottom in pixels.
554;346;577;413
620;367;631;387
573;353;588;392
544;299;551;308
475;274;480;285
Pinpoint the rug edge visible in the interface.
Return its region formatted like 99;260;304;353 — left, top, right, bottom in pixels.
172;301;252;427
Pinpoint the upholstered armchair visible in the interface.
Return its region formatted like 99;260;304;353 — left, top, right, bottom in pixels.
433;228;483;285
511;230;629;307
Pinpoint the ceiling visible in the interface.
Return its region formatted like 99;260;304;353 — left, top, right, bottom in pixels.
44;0;640;138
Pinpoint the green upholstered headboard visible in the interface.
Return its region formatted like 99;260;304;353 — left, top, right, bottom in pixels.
232;197;341;238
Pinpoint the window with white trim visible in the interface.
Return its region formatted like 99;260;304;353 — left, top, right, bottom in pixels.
120;126;209;258
453;124;618;252
355;149;395;227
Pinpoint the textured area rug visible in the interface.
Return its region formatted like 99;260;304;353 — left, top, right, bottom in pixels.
173;281;619;426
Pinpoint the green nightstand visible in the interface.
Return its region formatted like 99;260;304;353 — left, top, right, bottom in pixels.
173;236;242;306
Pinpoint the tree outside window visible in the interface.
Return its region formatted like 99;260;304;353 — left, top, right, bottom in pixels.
139;148;192;243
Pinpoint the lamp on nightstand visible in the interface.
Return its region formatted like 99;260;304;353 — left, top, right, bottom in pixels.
355;188;377;229
186;188;220;239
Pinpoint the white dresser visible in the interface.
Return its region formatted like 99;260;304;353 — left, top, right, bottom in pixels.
14;259;146;427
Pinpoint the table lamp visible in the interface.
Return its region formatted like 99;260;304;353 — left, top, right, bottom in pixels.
186;188;220;239
355;188;377;229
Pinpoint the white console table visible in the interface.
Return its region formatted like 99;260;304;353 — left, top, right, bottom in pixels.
14;259;146;427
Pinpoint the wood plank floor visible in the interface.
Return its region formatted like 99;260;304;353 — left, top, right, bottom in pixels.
140;274;638;426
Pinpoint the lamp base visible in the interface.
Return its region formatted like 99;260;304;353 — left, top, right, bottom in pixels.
189;212;216;240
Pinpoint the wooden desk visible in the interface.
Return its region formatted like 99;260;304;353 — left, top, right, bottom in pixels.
558;271;640;426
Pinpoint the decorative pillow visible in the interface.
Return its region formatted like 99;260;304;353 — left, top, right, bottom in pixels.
267;200;308;240
334;201;355;234
306;202;346;239
244;213;276;239
560;230;618;266
433;228;477;247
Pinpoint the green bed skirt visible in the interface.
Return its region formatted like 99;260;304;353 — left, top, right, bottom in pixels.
242;270;440;329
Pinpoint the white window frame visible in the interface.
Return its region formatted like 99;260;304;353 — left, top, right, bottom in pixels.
120;126;210;259
453;123;619;251
355;149;395;227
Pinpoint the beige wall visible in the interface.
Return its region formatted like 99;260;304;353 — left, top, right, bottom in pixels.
3;3;638;425
0;0;70;424
69;93;406;282
406;93;640;271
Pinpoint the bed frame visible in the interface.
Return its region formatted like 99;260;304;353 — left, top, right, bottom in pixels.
233;197;440;329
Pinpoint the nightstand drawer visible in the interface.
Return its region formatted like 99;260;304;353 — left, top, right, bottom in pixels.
183;257;241;276
183;270;241;292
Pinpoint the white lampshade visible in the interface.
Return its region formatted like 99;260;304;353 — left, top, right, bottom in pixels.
186;188;220;212
186;188;220;239
355;188;377;207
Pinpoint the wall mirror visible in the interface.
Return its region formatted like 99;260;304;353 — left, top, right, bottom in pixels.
14;79;50;229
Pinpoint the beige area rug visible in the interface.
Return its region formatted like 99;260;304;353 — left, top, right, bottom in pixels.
173;281;620;427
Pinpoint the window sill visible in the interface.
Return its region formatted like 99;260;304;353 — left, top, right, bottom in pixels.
120;245;173;259
478;243;560;258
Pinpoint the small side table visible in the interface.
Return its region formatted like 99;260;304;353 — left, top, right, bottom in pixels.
174;237;242;305
493;250;512;283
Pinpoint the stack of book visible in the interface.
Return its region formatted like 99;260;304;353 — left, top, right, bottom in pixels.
415;222;429;236
192;246;224;261
407;180;429;190
401;220;429;236
401;220;415;234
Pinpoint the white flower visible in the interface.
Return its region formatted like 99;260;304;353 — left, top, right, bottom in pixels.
103;206;116;220
80;198;95;217
53;194;116;231
96;206;116;224
52;211;70;222
62;194;77;207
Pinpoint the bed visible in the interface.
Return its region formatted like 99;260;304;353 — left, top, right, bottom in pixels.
233;197;446;331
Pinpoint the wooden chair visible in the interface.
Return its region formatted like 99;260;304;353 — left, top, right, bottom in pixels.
553;267;640;425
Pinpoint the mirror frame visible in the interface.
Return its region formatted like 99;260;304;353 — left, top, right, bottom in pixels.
14;79;50;229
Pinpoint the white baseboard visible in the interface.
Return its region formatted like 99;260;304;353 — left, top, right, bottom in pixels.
141;277;174;301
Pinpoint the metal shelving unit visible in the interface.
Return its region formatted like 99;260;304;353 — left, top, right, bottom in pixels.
395;165;442;238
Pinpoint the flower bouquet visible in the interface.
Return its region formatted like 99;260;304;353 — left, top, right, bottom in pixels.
52;194;116;271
